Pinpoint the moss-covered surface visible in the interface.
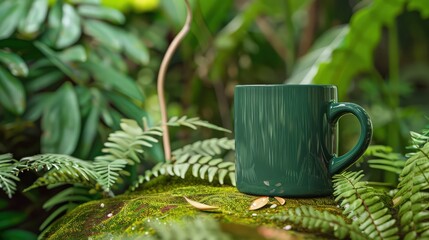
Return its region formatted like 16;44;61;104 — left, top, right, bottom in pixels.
42;176;342;239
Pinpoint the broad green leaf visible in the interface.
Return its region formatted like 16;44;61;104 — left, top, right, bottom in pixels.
18;0;49;36
34;41;80;81
24;93;54;120
83;59;144;101
26;70;64;92
160;0;194;29
0;229;37;240
0;50;29;77
75;89;101;158
41;83;81;154
119;31;150;65
312;0;406;99
195;0;233;33
409;0;429;18
42;0;62;47
95;45;127;72
0;67;25;114
56;3;82;48
0;1;27;40
77;5;125;24
69;0;101;4
103;91;147;120
59;45;87;62
0;211;26;230
83;19;121;50
287;26;349;84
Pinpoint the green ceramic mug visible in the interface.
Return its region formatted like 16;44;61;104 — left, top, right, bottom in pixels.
234;85;372;197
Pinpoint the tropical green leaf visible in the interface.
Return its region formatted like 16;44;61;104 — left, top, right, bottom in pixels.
0;67;25;115
56;3;82;48
84;59;144;101
0;229;37;240
26;70;64;93
18;0;48;37
83;19;121;50
58;45;87;62
408;0;429;18
0;0;27;40
0;50;29;77
34;41;81;81
23;93;54;121
287;26;349;84
0;211;26;230
78;4;125;24
75;89;102;159
103;91;147;120
68;0;101;4
118;30;150;65
41;83;81;154
312;0;406;99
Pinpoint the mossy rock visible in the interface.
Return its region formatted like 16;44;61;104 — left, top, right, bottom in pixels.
42;176;342;239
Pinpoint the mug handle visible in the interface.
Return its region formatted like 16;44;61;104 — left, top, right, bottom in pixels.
328;102;373;175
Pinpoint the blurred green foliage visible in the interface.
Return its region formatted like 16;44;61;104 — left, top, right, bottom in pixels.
1;0;429;237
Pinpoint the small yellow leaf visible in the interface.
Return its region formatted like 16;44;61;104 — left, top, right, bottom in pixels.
249;196;269;210
274;196;286;205
184;197;219;211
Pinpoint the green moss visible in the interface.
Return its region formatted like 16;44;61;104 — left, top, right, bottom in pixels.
42;176;342;239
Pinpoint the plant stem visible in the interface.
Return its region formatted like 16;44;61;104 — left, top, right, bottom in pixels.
157;0;192;161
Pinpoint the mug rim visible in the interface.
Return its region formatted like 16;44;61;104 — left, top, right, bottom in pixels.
235;84;336;88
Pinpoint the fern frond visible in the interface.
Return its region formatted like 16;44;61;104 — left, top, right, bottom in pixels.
93;159;128;192
273;206;366;240
98;119;162;165
20;154;97;179
130;138;236;191
167;116;231;133
394;142;429;239
130;156;235;191
333;171;399;240
0;153;20;198
24;167;95;192
172;138;234;157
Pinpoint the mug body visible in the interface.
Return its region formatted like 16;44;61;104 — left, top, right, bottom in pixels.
234;85;337;197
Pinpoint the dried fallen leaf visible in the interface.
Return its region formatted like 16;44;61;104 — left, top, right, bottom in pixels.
274;196;286;205
184;197;219;211
249;196;269;210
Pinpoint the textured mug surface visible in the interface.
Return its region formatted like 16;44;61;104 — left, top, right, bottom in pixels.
234;85;372;197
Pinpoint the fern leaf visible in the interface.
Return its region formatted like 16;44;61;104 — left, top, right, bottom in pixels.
93;159;128;192
98;119;162;165
167;116;231;133
333;171;399;240
394;142;429;239
129;156;235;191
0;153;19;198
172;138;234;157
274;206;366;240
20;154;96;178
